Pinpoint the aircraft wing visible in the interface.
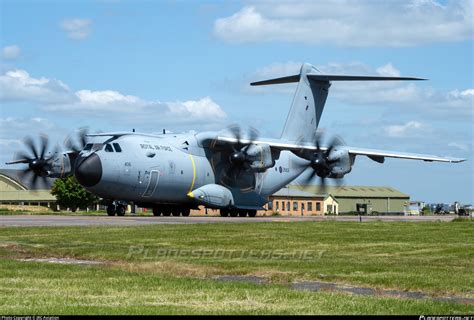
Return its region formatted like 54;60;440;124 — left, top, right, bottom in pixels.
342;146;465;163
213;136;465;163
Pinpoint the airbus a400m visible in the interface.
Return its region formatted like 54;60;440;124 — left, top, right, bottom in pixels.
7;63;465;217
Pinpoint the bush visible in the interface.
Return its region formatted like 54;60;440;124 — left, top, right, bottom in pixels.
51;176;99;212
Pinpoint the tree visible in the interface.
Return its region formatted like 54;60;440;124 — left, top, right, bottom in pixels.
51;176;99;212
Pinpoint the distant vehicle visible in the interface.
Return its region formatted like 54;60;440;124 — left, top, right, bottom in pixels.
406;201;423;215
435;204;451;215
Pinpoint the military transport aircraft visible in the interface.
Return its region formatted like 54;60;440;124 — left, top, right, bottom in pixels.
6;63;465;217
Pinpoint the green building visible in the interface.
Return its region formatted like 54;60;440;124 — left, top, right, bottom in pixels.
290;185;410;214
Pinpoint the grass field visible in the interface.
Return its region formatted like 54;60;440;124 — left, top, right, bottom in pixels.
0;220;473;314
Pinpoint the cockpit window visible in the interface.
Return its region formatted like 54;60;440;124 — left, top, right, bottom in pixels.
83;143;93;151
105;144;114;152
113;143;122;152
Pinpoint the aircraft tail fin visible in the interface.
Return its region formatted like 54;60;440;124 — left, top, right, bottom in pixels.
250;63;425;143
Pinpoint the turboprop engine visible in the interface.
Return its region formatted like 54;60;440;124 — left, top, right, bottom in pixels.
325;149;352;179
295;134;354;189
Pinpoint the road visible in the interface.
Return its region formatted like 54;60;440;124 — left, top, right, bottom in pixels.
0;214;458;227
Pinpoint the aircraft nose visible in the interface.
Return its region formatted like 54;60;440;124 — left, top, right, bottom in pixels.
75;153;102;187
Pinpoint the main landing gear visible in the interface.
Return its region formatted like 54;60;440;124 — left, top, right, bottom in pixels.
152;205;191;217
220;209;257;217
107;202;127;216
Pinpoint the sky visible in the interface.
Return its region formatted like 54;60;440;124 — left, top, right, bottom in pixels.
0;0;472;204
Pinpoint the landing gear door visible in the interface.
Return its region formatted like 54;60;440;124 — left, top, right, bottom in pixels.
142;170;159;197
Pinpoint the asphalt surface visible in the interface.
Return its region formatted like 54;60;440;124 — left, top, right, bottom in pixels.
0;214;458;227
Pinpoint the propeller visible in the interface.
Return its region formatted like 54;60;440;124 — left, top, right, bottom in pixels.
64;127;89;153
5;134;58;188
210;125;260;191
296;132;346;193
227;125;259;169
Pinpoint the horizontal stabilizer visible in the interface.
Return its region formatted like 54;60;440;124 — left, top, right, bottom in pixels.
251;74;426;86
250;75;300;86
307;74;426;81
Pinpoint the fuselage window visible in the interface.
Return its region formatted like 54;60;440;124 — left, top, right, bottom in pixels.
105;144;114;152
83;144;93;151
113;143;122;152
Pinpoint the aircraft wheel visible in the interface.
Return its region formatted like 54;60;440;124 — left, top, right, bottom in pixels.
116;205;126;216
238;210;247;217
162;210;171;216
248;210;257;217
229;210;238;217
171;210;180;216
220;209;229;217
107;205;116;216
152;207;161;216
181;208;190;216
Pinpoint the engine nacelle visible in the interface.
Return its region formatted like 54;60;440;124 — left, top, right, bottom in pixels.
327;149;352;179
188;184;234;208
47;152;76;178
244;143;275;172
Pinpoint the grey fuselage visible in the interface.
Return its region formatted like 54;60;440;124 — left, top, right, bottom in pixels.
79;132;306;209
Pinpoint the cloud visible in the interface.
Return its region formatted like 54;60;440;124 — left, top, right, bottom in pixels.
0;69;75;104
214;0;473;47
448;142;469;152
60;18;92;40
46;90;227;121
2;45;21;60
0;69;227;128
376;64;401;77
72;89;148;112
0;117;65;166
384;121;429;137
0;138;22;148
245;61;473;119
0;117;55;146
168;97;227;119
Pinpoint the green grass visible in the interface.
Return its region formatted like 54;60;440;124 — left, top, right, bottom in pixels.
0;221;473;314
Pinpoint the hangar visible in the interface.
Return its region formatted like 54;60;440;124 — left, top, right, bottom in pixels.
0;169;56;208
289;185;410;214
